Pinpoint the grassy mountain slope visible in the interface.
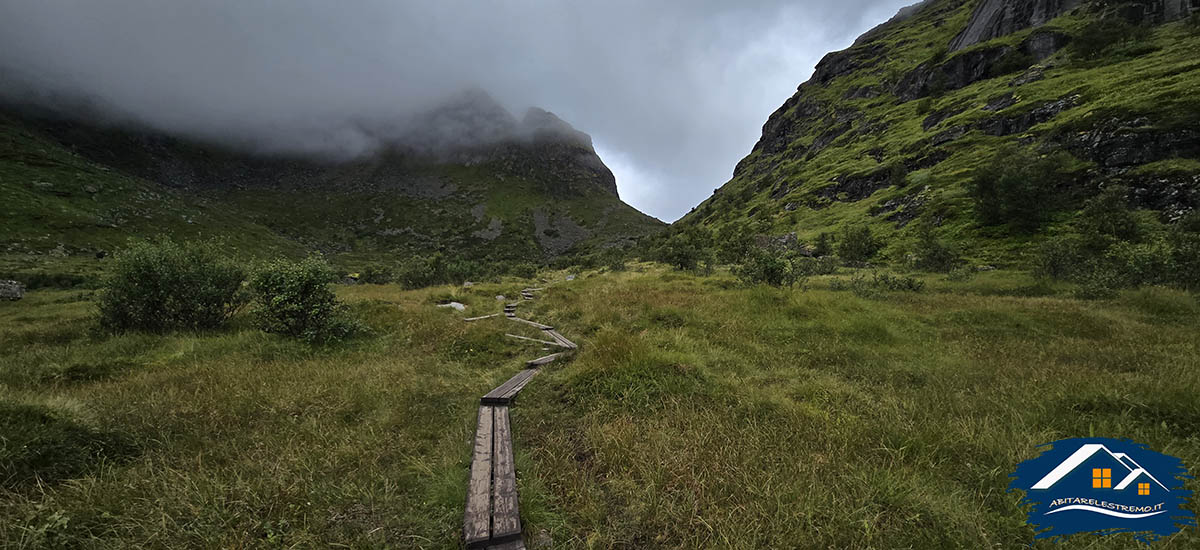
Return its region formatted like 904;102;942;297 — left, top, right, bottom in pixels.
680;0;1200;266
0;104;663;282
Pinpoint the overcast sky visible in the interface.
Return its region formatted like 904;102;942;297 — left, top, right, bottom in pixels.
0;0;916;222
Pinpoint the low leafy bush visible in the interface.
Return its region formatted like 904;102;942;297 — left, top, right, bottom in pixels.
813;232;833;257
968;146;1074;231
654;228;713;271
872;272;926;292
250;256;360;344
831;271;924;296
1074;19;1152;59
1036;194;1199;297
912;226;961;272
735;248;801;287
359;263;394;284
836;225;883;265
793;256;839;276
98;239;248;332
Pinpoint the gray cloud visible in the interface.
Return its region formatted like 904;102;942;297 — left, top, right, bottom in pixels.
0;0;916;221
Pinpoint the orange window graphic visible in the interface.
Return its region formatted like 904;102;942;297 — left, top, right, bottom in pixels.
1092;468;1112;488
1138;483;1150;496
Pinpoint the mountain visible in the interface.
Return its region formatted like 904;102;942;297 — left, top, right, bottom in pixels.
0;89;664;274
679;0;1200;264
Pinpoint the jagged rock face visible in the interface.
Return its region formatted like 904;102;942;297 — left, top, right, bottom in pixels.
949;0;1081;51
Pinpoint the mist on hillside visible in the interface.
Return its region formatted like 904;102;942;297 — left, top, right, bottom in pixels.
0;0;915;220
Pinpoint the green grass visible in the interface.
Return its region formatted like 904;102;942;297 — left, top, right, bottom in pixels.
2;265;1198;548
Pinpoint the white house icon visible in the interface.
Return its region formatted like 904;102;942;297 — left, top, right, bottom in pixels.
1032;443;1170;492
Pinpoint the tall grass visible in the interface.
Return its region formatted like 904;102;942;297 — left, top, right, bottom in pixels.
1;267;1197;548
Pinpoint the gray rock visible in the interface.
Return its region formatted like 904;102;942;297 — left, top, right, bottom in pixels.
496;295;506;301
437;302;466;311
1009;65;1046;87
949;0;1082;52
0;280;24;301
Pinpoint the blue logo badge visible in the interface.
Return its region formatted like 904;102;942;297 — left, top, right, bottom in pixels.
1009;437;1195;543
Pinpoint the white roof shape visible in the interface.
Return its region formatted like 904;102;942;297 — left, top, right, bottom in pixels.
1031;443;1169;491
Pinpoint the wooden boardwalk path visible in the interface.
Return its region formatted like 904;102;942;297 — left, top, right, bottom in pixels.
461;287;576;549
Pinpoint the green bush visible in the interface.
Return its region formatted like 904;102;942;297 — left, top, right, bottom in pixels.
1168;228;1200;290
1074;19;1151;59
98;239;248;332
813;232;833;257
734;248;800;287
836;225;884;265
968;146;1073;231
654;228;713;271
872;272;925;292
1035;235;1088;280
792;256;839;276
912;225;961;272
250;256;360;344
360;263;394;285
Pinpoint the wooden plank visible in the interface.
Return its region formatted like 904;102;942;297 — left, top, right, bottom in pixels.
509;317;553;330
463;406;494;547
505;334;566;347
526;352;565;367
491;406;522;542
543;329;577;349
481;369;538;405
486;537;526;549
464;313;502;322
499;369;539;398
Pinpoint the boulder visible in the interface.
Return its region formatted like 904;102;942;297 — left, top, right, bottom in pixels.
0;280;24;301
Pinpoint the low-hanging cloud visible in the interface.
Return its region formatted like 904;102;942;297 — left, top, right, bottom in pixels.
0;0;916;221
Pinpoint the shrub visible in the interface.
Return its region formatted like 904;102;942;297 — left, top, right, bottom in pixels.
98;239;247;332
250;256;360;344
360;263;394;284
507;262;538;279
735;248;800;287
968;146;1072;231
992;50;1034;75
1168;228;1200;290
887;161;908;187
1074;19;1151;59
915;97;934;116
655;228;713;271
912;225;961;272
1035;235;1088;280
836;225;883;265
872;272;926;292
793;256;839;276
813;232;833;257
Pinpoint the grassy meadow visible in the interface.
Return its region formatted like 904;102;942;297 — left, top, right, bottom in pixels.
2;265;1199;548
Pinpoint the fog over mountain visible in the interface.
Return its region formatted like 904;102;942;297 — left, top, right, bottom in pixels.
0;0;915;221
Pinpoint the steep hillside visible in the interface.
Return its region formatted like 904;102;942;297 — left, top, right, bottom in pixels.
0;92;663;279
681;0;1200;265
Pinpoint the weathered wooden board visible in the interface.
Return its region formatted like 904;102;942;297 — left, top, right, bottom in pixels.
463;406;494;547
464;313;502;322
486;540;526;550
543;329;577;349
505;334;565;347
481;369;538;405
491;407;522;542
526;352;565;367
500;369;538;398
509;317;553;330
